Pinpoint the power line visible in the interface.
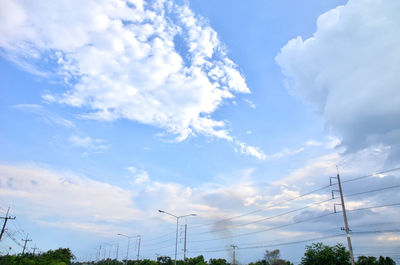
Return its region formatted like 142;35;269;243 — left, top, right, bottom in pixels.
344;184;400;198
189;212;335;244
190;184;332;231
189;228;400;254
188;167;400;232
188;202;400;244
186;184;400;239
341;167;400;184
189;197;335;237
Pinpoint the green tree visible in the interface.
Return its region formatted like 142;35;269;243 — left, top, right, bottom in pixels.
157;256;173;265
356;256;396;265
209;258;229;265
300;243;351;265
187;255;207;265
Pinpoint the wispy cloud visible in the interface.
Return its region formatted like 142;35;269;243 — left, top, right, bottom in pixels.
13;104;75;128
68;135;108;153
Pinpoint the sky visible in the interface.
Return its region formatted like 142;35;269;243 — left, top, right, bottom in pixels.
0;0;400;264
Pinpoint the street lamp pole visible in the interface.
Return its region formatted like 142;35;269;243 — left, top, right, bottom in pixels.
158;210;196;265
117;234;133;265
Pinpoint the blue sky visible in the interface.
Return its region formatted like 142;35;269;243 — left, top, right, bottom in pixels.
0;0;400;263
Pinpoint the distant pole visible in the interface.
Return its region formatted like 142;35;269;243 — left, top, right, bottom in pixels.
158;210;197;265
21;235;32;255
116;243;119;260
0;207;16;241
118;234;133;265
183;224;187;261
336;167;355;265
126;238;130;265
230;245;238;265
97;245;102;261
137;235;141;261
32;246;38;256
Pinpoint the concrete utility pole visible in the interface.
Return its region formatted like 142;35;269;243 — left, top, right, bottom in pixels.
183;224;187;261
0;207;16;241
116;243;119;260
97;245;102;261
137;235;141;261
331;166;355;265
230;245;238;265
21;235;32;255
117;233;137;265
32;246;38;256
158;210;197;265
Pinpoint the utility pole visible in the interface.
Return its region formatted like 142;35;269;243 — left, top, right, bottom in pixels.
331;166;355;265
230;245;238;265
137;235;141;261
32;246;38;256
21;235;32;255
183;224;187;261
116;243;119;260
0;207;16;241
97;245;102;261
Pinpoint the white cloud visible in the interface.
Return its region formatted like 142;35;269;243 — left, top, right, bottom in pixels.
0;163;140;224
0;0;263;159
276;0;400;162
243;99;256;109
305;140;322;147
235;140;267;160
68;135;108;153
13;104;75;128
125;166;150;184
269;147;305;159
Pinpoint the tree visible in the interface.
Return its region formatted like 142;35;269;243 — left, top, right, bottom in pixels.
356;256;396;265
264;250;280;264
209;258;229;265
263;249;293;265
187;255;207;265
157;256;173;265
300;243;351;265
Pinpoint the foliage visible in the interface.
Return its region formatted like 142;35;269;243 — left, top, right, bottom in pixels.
300;243;351;265
262;249;293;265
356;256;396;265
2;246;395;265
158;256;173;265
187;255;207;265
0;248;75;265
209;258;229;265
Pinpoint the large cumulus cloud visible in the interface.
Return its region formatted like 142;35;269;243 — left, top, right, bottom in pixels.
276;0;400;162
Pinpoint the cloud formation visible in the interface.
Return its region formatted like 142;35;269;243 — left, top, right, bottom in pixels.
276;0;400;161
0;163;140;224
0;0;264;159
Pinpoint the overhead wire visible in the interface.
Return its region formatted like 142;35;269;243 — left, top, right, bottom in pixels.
188;167;400;232
140;175;400;251
188;202;400;244
341;167;400;184
190;184;333;231
189;228;400;254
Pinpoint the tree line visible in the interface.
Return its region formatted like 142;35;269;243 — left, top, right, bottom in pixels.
0;243;396;265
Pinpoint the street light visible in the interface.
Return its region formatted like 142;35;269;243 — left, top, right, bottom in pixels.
158;210;196;265
117;234;141;265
